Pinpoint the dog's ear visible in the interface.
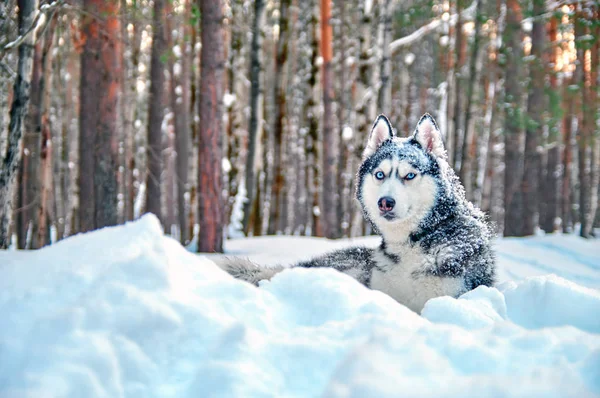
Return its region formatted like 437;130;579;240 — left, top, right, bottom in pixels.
363;114;394;159
413;113;446;159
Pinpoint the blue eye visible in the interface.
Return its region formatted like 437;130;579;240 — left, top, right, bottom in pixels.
405;172;417;180
375;171;385;180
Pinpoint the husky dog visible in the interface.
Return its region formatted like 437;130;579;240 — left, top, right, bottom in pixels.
219;114;495;313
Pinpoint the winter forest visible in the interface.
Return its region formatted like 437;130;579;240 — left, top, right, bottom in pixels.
0;0;599;253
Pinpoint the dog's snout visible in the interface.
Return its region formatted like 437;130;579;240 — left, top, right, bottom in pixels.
378;197;395;212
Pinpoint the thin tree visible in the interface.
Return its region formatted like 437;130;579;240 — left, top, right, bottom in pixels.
577;9;599;238
242;0;265;236
267;0;291;235
169;0;193;243
539;16;561;233
451;0;466;171
377;0;392;112
197;0;225;252
502;0;524;237
146;0;167;222
17;22;45;248
459;0;484;198
586;15;599;237
306;0;322;236
521;0;545;235
321;0;339;238
0;0;39;248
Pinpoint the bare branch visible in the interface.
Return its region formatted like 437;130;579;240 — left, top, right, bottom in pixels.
389;2;476;54
2;1;64;53
389;0;555;54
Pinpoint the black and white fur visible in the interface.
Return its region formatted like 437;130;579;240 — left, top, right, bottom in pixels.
218;114;495;313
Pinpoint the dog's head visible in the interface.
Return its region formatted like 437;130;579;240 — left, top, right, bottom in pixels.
356;113;450;238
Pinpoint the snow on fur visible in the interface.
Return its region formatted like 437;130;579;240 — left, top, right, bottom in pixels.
0;215;599;397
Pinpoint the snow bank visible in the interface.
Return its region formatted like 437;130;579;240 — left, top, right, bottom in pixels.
1;216;599;397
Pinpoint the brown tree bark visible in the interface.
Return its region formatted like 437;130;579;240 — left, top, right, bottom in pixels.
306;0;322;237
79;0;121;233
502;0;524;237
34;15;57;248
267;0;291;235
0;0;39;248
17;32;43;249
242;0;265;236
145;0;167;223
197;0;225;252
321;0;339;238
521;0;545;236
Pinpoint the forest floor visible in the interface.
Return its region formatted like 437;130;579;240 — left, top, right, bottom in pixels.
1;214;599;397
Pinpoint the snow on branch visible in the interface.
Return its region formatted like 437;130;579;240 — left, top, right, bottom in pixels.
3;1;64;53
389;1;477;54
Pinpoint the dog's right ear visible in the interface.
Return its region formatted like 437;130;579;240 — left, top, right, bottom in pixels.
413;113;446;159
363;114;394;159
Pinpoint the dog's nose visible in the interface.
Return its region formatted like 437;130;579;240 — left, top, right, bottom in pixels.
378;197;395;212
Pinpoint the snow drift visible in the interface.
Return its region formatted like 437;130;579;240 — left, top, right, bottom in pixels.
0;215;599;397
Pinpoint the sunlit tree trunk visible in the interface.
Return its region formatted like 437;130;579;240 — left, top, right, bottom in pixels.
78;0;121;232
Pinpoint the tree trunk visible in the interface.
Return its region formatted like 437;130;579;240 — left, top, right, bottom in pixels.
539;16;561;234
79;0;121;233
197;0;225;252
351;0;374;238
561;79;575;233
587;20;600;237
268;0;291;235
459;0;483;197
336;0;355;237
306;0;322;236
120;0;140;223
166;0;192;243
377;0;392;113
520;0;545;236
33;15;57;248
578;12;599;238
451;0;466;172
146;0;167;222
0;0;39;248
17;33;43;249
242;0;265;236
321;0;339;238
502;0;524;237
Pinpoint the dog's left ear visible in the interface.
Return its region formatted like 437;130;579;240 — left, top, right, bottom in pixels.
363;114;394;159
413;113;446;159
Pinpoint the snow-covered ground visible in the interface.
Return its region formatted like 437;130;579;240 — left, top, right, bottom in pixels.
1;215;599;397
